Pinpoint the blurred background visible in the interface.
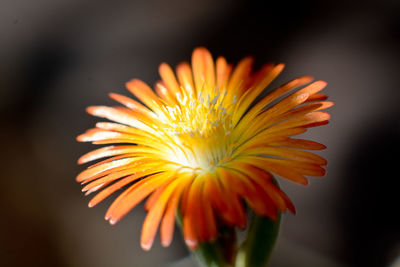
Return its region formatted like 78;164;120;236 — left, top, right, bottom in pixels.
1;0;399;266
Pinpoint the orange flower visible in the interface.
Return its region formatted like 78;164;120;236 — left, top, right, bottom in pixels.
77;47;332;251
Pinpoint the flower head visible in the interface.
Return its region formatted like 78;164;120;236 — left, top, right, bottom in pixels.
77;47;332;251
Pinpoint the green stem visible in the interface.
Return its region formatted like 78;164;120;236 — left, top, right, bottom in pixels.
235;212;280;267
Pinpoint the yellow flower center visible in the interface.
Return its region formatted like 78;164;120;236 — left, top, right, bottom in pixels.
158;88;236;172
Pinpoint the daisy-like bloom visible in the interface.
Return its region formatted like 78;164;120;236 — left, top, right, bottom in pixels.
77;47;332;251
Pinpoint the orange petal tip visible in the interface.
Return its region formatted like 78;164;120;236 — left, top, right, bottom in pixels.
141;242;152;251
193;46;209;53
85;106;95;114
125;78;142;89
323;113;331;120
109;218;118;225
76;175;84;182
161;240;171;248
158;62;168;71
315;80;327;87
77;154;89;164
108;92;120;100
300;75;314;82
185;238;198;250
276;63;285;69
300;180;309;186
76;134;85;142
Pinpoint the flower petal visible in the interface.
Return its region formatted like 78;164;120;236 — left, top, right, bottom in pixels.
176;62;196;97
141;176;181;250
159;63;182;96
106;172;175;225
226;56;253;97
192;47;215;94
125;79;163;113
160;173;193;247
216;56;232;89
155;81;178;105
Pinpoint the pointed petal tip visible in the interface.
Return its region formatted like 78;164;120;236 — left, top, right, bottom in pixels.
161;240;171;248
86;106;102;116
84;190;94;196
184;238;198;250
76;134;84;142
158;62;168;70
108;92;118;99
302;75;314;81
241;56;255;63
141;242;153;251
290;206;296;214
325;113;331;120
158;63;171;77
301;179;309;186
85;106;93;113
77;155;87;164
125;78;142;89
276;63;285;70
193;46;209;54
316;80;328;87
76;174;85;183
109;218;118;225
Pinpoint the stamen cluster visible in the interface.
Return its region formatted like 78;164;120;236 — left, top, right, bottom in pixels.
158;88;235;171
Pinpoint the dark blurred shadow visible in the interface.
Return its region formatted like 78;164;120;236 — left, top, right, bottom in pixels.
4;35;76;117
0;34;76;266
341;113;400;266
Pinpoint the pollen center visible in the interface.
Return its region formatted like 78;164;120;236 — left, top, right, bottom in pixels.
157;88;236;171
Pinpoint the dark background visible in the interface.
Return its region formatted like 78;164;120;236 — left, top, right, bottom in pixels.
1;0;399;266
